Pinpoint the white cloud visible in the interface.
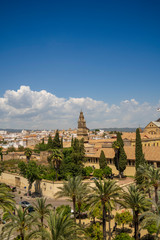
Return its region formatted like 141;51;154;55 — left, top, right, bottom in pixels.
0;85;159;129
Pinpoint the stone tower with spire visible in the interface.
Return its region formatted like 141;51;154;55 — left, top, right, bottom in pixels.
77;111;89;142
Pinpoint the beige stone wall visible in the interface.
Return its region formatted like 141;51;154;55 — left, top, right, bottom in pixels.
0;172;94;198
2;152;48;164
3;153;26;161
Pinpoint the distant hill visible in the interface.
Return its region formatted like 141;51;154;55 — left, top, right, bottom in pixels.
91;128;144;132
0;129;24;133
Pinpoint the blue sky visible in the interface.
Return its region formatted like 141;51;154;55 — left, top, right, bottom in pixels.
0;0;160;129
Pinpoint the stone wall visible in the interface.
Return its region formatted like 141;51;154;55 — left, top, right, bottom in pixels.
0;172;94;199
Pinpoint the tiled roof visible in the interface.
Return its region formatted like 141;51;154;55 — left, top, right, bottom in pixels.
86;146;160;162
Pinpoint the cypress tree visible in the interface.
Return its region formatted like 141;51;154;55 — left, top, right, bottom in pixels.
47;135;53;149
99;150;107;169
117;132;124;148
112;133;127;177
119;146;127;176
71;136;74;147
53;130;61;148
135;128;145;170
61;137;63;148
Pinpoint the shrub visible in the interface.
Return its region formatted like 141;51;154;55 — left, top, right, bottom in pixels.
87;222;103;240
56;205;71;216
82;166;93;176
93;169;103;179
114;233;134;240
145;224;158;235
103;166;112;178
115;211;133;229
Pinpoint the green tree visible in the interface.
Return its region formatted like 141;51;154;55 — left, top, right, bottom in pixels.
71;136;74;147
60;152;82;179
43;210;86;240
103;166;112;178
135;163;152;198
135;128;145;170
55;176;86;222
148;167;160;204
18;161;43;195
0;147;3;161
87;179;121;240
53;130;61;148
114;233;134;240
33;198;52;240
120;185;151;240
136;164;160;204
87;222;103;240
112;133;127;178
99;150;107;169
0;183;15;212
34;138;48;152
18;145;25;152
118;146;127;177
112;141;120;173
24;148;32;163
140;201;160;239
115;211;133;231
2;206;34;240
56;205;71;216
7;146;16;152
47;135;53;149
93;169;103;179
82;166;93;177
61;137;63;148
47;149;63;181
76;182;89;225
117;132;124;147
71;138;85;165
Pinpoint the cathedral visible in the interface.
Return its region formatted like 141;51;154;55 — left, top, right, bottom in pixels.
77;111;89;142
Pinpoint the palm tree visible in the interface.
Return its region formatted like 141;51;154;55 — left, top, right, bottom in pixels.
148;167;160;204
33;198;52;239
87;178;121;240
55;176;85;222
25;148;32;163
1;206;34;240
121;184;151;240
140;200;160;240
136;164;160;204
76;182;89;225
112;141;120;177
30;210;86;240
48;149;63;181
0;183;15;212
135;163;152;198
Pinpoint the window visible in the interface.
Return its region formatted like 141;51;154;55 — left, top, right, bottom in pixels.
157;162;160;168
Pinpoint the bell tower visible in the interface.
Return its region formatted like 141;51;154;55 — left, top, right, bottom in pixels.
77;111;89;141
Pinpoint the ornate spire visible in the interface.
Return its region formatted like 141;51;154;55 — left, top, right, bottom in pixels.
77;111;88;141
